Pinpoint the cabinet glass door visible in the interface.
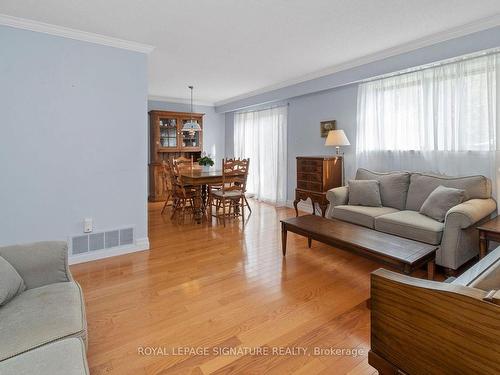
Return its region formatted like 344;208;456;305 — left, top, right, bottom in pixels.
159;117;177;148
181;119;201;148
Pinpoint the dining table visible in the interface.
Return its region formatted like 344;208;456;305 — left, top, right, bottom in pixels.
180;168;224;223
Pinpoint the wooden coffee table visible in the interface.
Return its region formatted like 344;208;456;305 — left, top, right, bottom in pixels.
281;215;437;279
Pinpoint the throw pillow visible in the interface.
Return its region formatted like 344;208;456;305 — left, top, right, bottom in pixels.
0;255;26;306
420;185;466;222
348;180;382;207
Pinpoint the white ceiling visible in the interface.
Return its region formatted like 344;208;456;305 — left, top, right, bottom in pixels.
1;0;500;105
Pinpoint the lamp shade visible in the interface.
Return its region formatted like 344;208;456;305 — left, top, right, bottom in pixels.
181;120;202;132
325;130;350;146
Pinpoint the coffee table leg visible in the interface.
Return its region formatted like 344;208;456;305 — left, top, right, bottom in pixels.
307;237;312;248
281;222;287;256
427;260;435;280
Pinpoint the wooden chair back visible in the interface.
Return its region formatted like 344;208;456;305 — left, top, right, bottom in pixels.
162;160;173;193
166;159;189;199
173;156;193;171
221;158;249;193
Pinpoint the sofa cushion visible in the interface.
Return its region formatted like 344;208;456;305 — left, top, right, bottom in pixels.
0;256;25;306
406;173;491;211
348;180;382;207
0;281;86;361
332;205;399;229
420;185;466;222
355;169;410;210
375;210;445;245
0;338;89;375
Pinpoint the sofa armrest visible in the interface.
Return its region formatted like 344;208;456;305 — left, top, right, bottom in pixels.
326;186;349;207
0;241;72;289
445;198;497;229
439;199;497;270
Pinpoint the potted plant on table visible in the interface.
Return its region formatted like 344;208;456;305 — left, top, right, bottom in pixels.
198;153;214;172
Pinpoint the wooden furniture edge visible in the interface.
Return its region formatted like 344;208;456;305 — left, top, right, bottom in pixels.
368;351;403;375
371;268;490;299
369;268;500;375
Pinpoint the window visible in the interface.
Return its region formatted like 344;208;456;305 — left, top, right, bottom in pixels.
234;106;287;205
356;52;499;180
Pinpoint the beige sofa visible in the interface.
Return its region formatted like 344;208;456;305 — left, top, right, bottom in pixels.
326;169;497;272
0;241;89;375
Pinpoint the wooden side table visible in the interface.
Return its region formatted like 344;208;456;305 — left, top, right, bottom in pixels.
477;216;500;259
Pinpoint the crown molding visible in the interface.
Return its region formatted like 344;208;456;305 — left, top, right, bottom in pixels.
215;13;500;107
148;95;214;107
0;13;155;54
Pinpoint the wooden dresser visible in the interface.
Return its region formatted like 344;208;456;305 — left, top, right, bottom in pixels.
294;156;343;217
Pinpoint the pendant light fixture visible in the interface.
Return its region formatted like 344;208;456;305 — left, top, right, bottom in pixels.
181;85;202;135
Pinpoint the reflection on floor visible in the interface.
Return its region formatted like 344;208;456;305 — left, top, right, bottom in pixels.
71;200;392;374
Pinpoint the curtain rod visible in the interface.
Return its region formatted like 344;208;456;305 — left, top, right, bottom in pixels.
359;46;500;85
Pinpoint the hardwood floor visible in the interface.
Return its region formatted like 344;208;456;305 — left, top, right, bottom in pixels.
71;201;394;374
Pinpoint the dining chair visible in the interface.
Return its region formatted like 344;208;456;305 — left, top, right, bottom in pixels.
160;160;173;215
209;158;252;214
208;158;250;227
173;155;193;170
167;159;197;223
238;158;252;213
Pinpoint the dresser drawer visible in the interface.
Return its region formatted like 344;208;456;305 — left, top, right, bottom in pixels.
297;159;323;168
296;156;342;194
298;164;323;173
297;172;323;183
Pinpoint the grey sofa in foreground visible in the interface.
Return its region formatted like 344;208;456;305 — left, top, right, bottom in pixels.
0;241;89;375
326;169;497;272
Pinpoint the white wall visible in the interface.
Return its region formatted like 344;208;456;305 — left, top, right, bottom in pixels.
148;100;226;167
0;25;149;251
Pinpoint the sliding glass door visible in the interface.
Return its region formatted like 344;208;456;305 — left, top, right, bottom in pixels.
234;106;287;206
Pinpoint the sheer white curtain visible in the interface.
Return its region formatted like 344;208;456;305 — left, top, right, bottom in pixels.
357;52;500;186
234;106;287;205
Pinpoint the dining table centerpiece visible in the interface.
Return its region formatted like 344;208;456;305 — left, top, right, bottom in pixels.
198;153;214;172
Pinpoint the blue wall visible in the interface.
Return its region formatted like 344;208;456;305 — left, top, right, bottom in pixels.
147;100;226;167
222;26;500;204
287;86;358;201
0;26;149;250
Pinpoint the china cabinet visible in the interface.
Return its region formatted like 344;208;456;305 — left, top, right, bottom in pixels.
149;110;204;201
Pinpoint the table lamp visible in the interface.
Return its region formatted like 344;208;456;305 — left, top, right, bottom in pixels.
325;129;350;155
325;129;350;185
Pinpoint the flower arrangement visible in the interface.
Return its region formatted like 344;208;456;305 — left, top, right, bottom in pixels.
198;152;214;167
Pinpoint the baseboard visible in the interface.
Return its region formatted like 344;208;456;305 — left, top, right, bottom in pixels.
68;237;150;265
